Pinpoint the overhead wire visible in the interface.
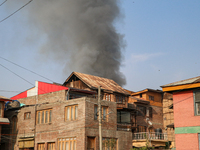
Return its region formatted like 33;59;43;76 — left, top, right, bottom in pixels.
0;0;32;24
0;56;54;83
0;0;7;6
0;63;34;86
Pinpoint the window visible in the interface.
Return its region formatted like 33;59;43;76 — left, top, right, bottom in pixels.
37;109;52;124
0;102;2;117
137;106;146;116
48;142;55;150
38;143;45;150
116;95;125;104
58;137;76;150
137;125;146;132
102;138;117;150
65;105;78;121
140;93;142;98
149;95;154;101
149;107;153;118
104;94;111;101
117;111;131;123
194;91;200;115
24;112;31;120
69;93;85;100
94;105;108;121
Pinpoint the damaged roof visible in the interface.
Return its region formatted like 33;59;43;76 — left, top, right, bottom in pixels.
64;72;130;95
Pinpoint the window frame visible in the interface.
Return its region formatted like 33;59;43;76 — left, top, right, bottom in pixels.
0;102;2;117
58;137;76;150
137;105;146;116
47;142;55;150
65;105;78;121
37;109;52;124
94;105;108;122
104;94;111;101
38;143;45;150
102;138;117;150
115;95;125;104
24;112;31;120
194;90;200;116
149;95;154;101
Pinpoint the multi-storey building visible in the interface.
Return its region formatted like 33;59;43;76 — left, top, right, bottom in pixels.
162;92;175;149
128;89;167;148
161;76;200;150
0;96;12;144
2;72;133;150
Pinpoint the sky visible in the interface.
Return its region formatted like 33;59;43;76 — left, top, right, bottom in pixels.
1;0;200;98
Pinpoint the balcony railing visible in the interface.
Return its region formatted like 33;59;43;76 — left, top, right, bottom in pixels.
133;132;168;141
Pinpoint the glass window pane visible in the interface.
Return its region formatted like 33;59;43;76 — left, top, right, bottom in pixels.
42;111;44;124
103;107;106;120
49;110;52;122
67;107;70;120
59;142;61;150
75;106;78;120
196;102;200;115
71;107;74;120
65;142;69;150
46;111;48;123
70;141;73;150
73;141;76;150
38;112;40;124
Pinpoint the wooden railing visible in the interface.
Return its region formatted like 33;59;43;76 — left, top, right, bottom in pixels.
133;132;168;140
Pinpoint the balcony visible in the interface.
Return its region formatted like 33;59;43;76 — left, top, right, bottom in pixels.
117;122;136;131
132;132;168;148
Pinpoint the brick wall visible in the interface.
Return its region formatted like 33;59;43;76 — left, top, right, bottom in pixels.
7;91;132;150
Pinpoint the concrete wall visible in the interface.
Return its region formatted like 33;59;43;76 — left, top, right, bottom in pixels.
173;90;200;150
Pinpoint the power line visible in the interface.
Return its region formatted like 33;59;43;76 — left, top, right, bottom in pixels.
0;56;54;82
0;0;32;24
0;0;7;6
0;63;34;86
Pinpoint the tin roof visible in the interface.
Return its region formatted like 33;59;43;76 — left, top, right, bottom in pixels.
64;72;130;95
0;95;12;101
161;76;200;87
131;88;163;96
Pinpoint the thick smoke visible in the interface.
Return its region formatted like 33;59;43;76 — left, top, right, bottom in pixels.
28;0;126;86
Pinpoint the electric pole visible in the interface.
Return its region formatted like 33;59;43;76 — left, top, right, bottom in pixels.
98;86;102;150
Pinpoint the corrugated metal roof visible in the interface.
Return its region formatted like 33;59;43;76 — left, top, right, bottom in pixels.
65;72;130;95
161;76;200;87
0;95;12;101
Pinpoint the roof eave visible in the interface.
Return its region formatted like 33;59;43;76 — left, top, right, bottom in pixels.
162;82;200;92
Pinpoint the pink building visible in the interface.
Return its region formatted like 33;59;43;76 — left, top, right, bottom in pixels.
161;76;200;150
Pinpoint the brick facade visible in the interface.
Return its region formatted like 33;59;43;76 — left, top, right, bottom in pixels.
3;91;132;150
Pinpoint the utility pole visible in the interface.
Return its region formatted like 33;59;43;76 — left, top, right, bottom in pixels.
98;86;102;150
